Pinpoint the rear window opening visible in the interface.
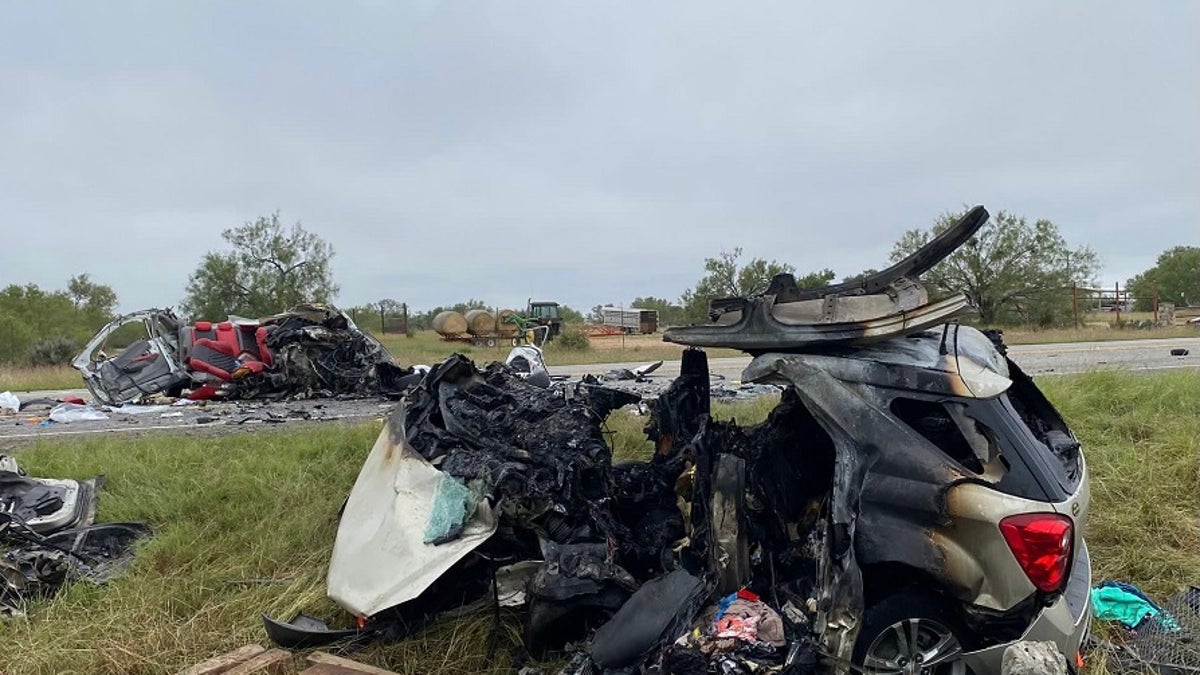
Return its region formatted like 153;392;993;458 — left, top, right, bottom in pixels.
889;397;999;474
1005;364;1083;485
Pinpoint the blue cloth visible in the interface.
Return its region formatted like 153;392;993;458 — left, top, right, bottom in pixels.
713;592;738;621
1091;582;1180;632
423;475;476;544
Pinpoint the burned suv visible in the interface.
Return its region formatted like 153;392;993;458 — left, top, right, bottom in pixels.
298;206;1089;674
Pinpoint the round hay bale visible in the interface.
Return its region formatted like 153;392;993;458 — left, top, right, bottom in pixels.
432;310;467;336
464;309;496;336
494;309;519;337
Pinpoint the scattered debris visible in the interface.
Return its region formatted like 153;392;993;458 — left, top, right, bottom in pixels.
1090;584;1200;674
0;456;149;616
48;402;110;423
0;392;19;414
74;304;423;406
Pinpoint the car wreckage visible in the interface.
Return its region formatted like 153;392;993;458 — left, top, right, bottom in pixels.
73;304;421;406
0;455;149;617
264;206;1092;674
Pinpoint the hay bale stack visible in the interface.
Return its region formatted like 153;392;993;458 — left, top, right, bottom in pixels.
432;310;468;336
464;309;496;336
494;309;519;337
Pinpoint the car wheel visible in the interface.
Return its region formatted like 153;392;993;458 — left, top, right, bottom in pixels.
854;588;974;675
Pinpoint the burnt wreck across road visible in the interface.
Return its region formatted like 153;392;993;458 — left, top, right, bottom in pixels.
268;206;1095;674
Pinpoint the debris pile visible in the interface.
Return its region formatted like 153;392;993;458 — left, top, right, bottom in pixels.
303;349;845;672
74;304;422;406
0;456;149;616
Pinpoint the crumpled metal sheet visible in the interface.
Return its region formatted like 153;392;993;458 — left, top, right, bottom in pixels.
0;458;149;617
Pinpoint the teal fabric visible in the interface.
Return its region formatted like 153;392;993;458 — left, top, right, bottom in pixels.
1091;585;1162;629
423;474;476;544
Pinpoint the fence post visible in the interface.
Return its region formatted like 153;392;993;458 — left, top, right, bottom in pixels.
402;303;410;337
1153;282;1159;324
1071;284;1080;329
379;302;386;334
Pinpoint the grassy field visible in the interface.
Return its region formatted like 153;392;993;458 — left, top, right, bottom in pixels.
0;370;1195;673
0;365;80;392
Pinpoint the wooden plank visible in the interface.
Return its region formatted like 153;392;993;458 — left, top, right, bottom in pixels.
223;649;294;675
304;652;397;675
177;645;267;675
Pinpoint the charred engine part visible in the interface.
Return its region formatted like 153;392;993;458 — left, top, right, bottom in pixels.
1;513;150;617
526;541;639;657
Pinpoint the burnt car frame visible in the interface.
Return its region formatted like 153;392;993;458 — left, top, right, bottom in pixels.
312;205;1089;674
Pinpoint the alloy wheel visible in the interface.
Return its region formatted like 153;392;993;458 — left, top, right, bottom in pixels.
861;617;967;675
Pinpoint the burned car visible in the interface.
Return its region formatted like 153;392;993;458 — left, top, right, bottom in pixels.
73;304;420;405
284;206;1090;674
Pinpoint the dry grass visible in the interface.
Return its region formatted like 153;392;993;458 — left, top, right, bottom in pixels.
377;330;741;368
0;364;80;392
0;372;1194;674
1002;323;1196;345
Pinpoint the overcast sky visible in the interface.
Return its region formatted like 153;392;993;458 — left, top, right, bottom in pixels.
2;2;1196;314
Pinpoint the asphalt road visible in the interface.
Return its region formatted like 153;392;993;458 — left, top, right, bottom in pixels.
555;336;1200;381
2;336;1195;443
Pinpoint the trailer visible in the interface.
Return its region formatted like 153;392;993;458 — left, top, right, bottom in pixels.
432;308;550;347
600;307;658;334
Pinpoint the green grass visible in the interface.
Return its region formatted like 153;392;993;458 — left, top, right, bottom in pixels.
0;372;1195;673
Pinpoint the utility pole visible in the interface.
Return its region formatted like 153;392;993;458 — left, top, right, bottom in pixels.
1072;283;1080;330
1114;282;1121;324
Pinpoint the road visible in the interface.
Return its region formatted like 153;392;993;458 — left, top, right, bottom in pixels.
2;336;1195;442
555;336;1200;381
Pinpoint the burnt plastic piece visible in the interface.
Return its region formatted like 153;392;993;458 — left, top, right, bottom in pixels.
1171;348;1189;356
588;569;707;670
525;542;637;657
644;348;710;456
262;613;365;649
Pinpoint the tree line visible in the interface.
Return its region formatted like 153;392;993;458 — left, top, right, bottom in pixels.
2;209;1194;365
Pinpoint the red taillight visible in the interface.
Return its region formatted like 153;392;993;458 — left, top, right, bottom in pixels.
999;513;1073;593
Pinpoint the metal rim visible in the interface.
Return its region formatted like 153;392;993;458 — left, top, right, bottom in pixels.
862;618;967;675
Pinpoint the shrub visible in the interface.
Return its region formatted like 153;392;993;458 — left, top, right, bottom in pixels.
553;325;591;351
28;336;81;366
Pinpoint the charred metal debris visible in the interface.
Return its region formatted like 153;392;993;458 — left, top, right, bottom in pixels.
0;456;150;617
266;204;1096;672
74;304;423;406
274;350;846;673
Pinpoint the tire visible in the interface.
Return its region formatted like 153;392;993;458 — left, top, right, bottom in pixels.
853;588;974;674
486;337;498;348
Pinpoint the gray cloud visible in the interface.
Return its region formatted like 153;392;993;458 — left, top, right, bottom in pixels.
1;1;1195;314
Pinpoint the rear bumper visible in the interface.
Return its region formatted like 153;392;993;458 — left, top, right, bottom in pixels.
960;540;1092;675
